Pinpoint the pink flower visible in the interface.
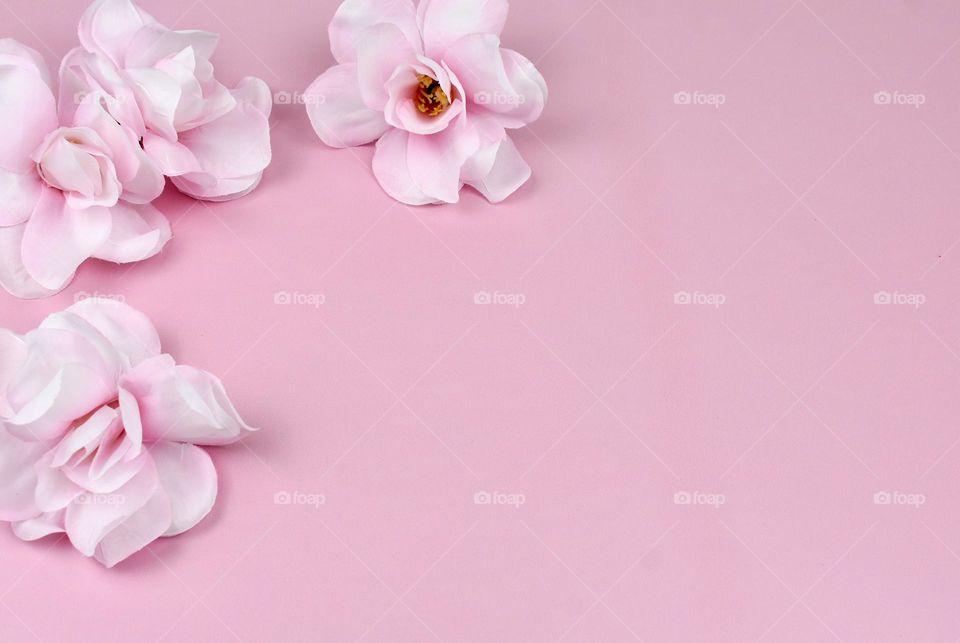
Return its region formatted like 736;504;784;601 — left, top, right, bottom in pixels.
64;0;273;201
0;39;169;299
0;298;255;567
304;0;546;205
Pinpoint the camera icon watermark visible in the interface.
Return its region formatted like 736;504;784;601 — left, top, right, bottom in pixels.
75;493;126;506
673;91;726;108
873;490;925;508
674;291;725;308
474;91;526;106
873;290;925;309
274;490;325;509
473;490;526;509
273;91;324;106
873;90;925;108
673;490;725;509
74;290;126;304
274;290;325;308
473;290;526;308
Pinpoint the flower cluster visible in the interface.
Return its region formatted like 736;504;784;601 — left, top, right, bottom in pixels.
0;0;272;299
0;298;255;567
304;0;546;205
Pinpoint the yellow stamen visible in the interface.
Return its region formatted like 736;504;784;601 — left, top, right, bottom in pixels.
414;74;450;116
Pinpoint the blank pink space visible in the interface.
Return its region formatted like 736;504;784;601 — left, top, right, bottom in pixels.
2;0;960;641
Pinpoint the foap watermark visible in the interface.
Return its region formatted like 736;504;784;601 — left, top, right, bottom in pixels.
274;290;325;308
474;91;526;106
274;490;325;509
674;290;725;308
673;91;726;108
73;91;126;106
75;493;126;506
674;490;725;509
474;290;526;308
474;490;526;509
273;90;324;106
873;90;926;108
74;290;126;304
873;490;925;508
873;290;925;309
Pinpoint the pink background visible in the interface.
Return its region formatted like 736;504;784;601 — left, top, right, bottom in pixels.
2;0;960;640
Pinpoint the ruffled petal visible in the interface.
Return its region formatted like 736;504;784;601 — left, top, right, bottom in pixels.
371;128;433;205
78;0;155;67
443;35;546;127
12;509;65;540
20;186;112;291
0;223;62;299
305;63;388;148
63;453;160;557
0;168;42;226
461;118;530;202
151;441;217;536
0;48;58;173
92;486;171;567
170;78;271;201
417;0;508;59
141;133;201;176
65;297;161;367
0;427;47;521
329;0;421;63
90;201;171;264
119;354;256;445
355;22;419;110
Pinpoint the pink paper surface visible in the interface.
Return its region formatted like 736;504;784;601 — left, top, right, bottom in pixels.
2;0;960;640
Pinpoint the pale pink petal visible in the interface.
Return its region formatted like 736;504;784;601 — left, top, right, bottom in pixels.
0;224;63;299
417;0;508;59
0;427;47;521
93;486;171;567
141;133;201;176
124;66;182;140
64;452;160;557
443;36;547;127
72;100;165;204
4;322;121;441
0;56;58;173
12;509;65;540
91;201;171;264
20;187;112;291
125;23;218;68
65;297;162;367
0;329;27;417
0;168;42;226
305;63;388;148
461;123;530;202
59;48;145;135
35;451;84;512
329;0;421;63
78;0;155;67
170;84;271;201
404;120;481;203
171;171;263;202
120;354;256;445
0;38;52;86
231;76;272;118
151;441;217;536
371;128;433;205
355;22;419;110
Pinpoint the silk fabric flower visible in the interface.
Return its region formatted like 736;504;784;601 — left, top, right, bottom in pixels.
65;0;274;201
0;299;255;567
0;39;169;299
304;0;547;205
0;0;272;300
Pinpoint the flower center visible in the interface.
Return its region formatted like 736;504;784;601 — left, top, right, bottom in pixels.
414;74;450;116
